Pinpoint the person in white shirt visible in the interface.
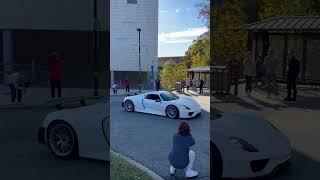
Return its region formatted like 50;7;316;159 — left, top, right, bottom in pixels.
6;70;23;103
112;82;117;95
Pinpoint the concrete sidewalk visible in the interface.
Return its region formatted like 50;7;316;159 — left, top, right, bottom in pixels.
0;85;107;109
110;88;152;96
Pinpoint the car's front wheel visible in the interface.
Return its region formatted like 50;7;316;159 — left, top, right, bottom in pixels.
47;121;78;159
212;142;223;179
124;100;135;112
166;105;179;119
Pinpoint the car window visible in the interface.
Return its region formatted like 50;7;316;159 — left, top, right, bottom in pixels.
145;94;161;101
160;92;179;101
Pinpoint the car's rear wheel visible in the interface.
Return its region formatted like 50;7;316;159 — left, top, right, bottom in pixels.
125;100;135;112
47;121;78;159
166;105;179;119
211;142;223;179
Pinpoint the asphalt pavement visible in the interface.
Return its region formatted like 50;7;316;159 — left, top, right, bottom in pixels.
110;94;210;180
0;108;108;180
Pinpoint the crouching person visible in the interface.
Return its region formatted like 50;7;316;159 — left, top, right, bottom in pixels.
168;122;198;178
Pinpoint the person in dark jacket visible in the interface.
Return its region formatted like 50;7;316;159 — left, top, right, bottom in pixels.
156;79;160;91
199;79;204;94
168;122;198;178
284;50;300;101
48;51;63;99
226;52;241;96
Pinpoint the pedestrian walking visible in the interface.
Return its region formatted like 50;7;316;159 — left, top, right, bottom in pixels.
168;122;198;178
189;79;193;91
156;78;160;91
124;78;130;93
264;49;279;98
7;70;23;104
181;80;186;92
284;50;300;102
48;51;63;99
226;52;241;96
112;82;117;95
243;51;256;96
199;79;205;94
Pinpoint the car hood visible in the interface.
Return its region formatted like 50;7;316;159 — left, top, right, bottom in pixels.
175;97;201;109
212;113;291;155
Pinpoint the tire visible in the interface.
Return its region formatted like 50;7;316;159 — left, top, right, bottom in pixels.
124;100;135;112
211;142;223;179
166;105;179;119
47;121;79;159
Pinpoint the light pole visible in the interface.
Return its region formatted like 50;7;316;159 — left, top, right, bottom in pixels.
137;28;142;93
93;0;99;96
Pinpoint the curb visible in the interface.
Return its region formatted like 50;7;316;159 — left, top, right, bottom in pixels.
110;150;164;180
0;104;47;110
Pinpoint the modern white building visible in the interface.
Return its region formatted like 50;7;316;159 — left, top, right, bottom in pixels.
110;0;158;89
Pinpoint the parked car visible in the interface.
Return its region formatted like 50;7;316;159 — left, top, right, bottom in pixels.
211;112;291;179
38;100;109;161
122;91;201;119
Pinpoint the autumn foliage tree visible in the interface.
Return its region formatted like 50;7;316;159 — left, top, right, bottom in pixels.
211;0;248;65
160;61;188;90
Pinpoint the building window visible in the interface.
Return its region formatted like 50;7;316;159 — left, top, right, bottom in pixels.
127;0;137;4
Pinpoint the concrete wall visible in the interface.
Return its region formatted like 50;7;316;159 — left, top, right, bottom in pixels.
110;0;158;72
0;0;108;31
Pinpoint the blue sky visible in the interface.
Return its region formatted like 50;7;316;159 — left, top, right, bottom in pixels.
158;0;208;57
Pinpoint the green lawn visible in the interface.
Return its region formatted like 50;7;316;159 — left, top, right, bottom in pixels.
110;154;153;180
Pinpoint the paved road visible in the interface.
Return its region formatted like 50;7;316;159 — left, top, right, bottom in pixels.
0;108;108;180
110;95;210;179
212;86;320;180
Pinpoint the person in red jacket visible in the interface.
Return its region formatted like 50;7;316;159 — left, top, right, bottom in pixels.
124;78;130;93
48;51;63;99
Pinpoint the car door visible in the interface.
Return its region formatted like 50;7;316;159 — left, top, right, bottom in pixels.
143;94;162;115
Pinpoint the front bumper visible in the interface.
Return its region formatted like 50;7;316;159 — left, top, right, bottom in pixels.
179;108;202;119
222;152;291;179
38;127;46;144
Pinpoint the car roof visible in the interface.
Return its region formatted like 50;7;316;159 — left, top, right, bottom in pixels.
146;91;168;95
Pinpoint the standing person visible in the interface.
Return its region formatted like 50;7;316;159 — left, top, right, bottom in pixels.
243;51;256;96
48;51;63;99
7;70;23;104
181;79;186;92
199;79;205;94
112;82;117;95
168;122;198;178
264;49;279;98
124;78;130;93
255;55;265;87
156;78;160;91
284;50;300;101
189;79;193;91
226;52;241;96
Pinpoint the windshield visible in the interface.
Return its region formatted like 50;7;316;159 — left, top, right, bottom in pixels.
160;92;179;101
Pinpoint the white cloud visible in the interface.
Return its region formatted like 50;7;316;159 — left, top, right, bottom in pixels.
159;27;209;44
160;10;169;13
175;9;181;13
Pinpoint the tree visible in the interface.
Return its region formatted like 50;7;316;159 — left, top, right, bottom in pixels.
211;0;248;65
196;0;210;27
182;34;210;68
159;61;188;90
259;0;320;20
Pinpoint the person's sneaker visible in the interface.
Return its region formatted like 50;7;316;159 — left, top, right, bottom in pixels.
185;170;198;178
288;98;296;102
169;166;175;175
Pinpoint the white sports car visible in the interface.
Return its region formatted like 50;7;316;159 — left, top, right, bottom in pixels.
122;91;201;119
211;112;291;179
38;100;110;161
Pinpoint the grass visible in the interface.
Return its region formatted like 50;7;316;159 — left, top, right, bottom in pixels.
110;154;154;180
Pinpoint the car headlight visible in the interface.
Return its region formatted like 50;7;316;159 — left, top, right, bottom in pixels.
229;137;259;152
182;105;191;110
